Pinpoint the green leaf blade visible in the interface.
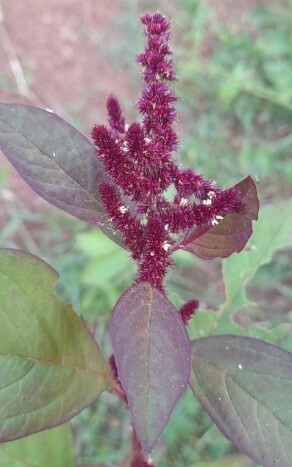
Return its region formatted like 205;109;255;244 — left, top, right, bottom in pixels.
0;249;109;442
215;199;292;336
0;424;75;467
190;335;292;467
224;199;292;304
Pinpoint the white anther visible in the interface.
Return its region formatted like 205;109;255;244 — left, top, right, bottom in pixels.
207;191;215;199
162;242;171;251
144;137;151;143
203;199;212;206
164;224;169;231
216;215;223;220
125;124;129;131
118;205;128;214
179;197;188;206
150;251;155;256
211;219;219;226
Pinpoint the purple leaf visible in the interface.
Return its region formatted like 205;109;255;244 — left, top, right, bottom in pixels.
174;177;259;259
0;103;123;246
190;335;292;466
110;282;191;455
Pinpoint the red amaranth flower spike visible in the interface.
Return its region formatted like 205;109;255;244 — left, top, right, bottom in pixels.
179;300;200;325
137;213;174;291
99;183;145;260
107;94;125;134
91;11;247;292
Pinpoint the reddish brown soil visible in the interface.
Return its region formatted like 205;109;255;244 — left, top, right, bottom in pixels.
0;0;133;124
0;0;134;220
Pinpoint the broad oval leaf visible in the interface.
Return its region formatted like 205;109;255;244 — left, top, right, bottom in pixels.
190;335;292;467
0;424;75;467
110;282;191;455
0;103;123;245
174;177;259;259
0;249;109;442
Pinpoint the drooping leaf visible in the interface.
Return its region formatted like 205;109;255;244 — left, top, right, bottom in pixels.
0;424;75;467
190;335;292;467
110;282;191;455
0;103;123;245
174;177;259;259
0;249;109;442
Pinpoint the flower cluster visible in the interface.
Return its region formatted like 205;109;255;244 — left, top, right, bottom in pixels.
179;299;200;325
92;12;243;292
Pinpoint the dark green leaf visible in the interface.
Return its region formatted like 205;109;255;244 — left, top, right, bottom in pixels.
0;249;109;442
190;335;292;467
110;282;191;454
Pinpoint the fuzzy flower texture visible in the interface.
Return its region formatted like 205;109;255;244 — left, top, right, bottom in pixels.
92;12;243;297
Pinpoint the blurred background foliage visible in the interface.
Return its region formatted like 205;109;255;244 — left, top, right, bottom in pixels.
0;0;291;465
